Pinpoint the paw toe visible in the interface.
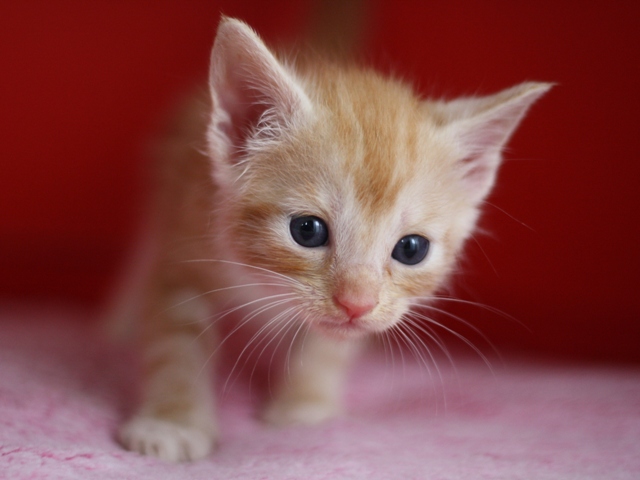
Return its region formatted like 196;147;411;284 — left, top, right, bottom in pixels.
119;417;215;462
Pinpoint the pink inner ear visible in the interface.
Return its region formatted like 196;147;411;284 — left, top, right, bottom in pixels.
215;84;267;156
455;150;500;202
461;157;494;191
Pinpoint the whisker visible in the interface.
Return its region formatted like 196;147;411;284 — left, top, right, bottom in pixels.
295;314;313;368
193;292;296;341
402;316;457;373
243;309;302;395
214;295;298;348
196;295;297;380
285;314;310;378
419;305;502;363
163;282;295;314
469;233;499;277
387;327;410;408
388;325;408;383
225;305;302;392
484;200;535;232
180;258;306;289
378;330;394;390
407;310;495;373
394;321;447;412
407;300;502;354
378;329;396;377
418;295;525;328
239;307;301;369
399;322;440;378
266;313;304;393
393;322;434;381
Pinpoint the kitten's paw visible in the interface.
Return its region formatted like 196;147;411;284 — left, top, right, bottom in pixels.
262;399;342;427
118;416;216;462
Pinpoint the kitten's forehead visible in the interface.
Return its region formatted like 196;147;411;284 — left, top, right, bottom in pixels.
303;68;453;224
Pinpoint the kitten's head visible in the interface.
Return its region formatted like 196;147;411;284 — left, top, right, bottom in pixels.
207;18;550;338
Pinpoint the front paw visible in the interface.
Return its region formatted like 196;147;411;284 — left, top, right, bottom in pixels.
262;398;342;427
118;416;216;462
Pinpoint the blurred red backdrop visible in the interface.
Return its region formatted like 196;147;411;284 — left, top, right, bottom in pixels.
1;1;639;362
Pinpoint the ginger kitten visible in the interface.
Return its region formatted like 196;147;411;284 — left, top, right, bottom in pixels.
116;17;550;461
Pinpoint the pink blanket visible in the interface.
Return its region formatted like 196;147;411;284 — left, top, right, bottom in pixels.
1;305;639;479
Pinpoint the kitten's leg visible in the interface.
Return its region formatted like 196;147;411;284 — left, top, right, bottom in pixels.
118;289;218;462
263;330;357;426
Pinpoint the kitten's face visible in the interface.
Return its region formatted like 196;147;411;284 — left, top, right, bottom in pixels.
207;19;550;338
222;73;473;338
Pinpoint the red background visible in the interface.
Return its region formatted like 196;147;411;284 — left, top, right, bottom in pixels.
2;1;639;363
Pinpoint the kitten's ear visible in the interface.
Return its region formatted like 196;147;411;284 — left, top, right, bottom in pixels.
207;17;312;165
435;82;552;204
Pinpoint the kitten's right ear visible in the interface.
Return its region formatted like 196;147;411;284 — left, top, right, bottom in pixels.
207;17;312;169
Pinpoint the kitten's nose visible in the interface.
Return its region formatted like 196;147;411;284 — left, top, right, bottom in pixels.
333;292;377;320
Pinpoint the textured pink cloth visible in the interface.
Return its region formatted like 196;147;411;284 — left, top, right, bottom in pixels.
1;305;639;479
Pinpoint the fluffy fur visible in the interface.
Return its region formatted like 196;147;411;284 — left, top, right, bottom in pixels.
116;17;550;462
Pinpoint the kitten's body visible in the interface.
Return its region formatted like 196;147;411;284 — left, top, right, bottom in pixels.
116;18;550;462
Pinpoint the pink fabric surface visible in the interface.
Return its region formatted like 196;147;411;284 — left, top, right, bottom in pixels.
1;306;639;480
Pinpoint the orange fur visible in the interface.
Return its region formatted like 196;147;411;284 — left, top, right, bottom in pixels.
115;17;551;462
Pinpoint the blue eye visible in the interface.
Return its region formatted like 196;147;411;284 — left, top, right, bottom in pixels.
290;216;329;248
392;235;429;265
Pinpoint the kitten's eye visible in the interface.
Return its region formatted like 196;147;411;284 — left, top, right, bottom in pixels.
392;235;430;265
290;216;329;248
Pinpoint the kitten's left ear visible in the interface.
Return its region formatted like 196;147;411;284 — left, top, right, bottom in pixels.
207;17;312;169
434;82;552;204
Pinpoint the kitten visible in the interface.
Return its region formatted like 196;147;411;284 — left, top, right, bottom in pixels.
116;17;550;462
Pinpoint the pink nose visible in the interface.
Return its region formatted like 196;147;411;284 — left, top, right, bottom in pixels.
333;293;377;319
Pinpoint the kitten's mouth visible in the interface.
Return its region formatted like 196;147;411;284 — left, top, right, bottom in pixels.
314;318;370;338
